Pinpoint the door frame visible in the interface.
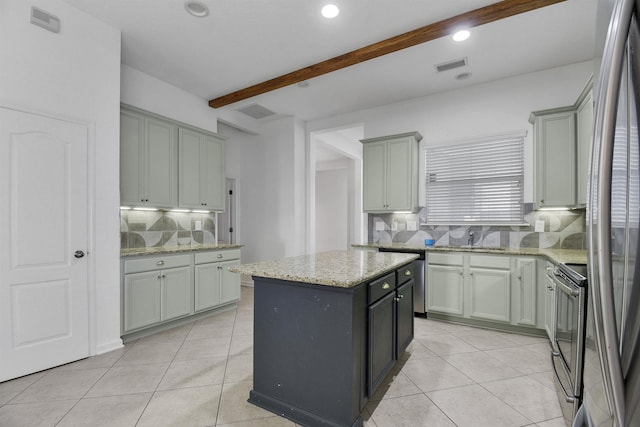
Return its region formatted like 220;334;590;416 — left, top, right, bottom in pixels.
1;102;97;357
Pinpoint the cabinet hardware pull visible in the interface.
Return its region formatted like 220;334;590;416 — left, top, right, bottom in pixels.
162;274;166;278
217;254;223;258
518;275;522;280
398;294;404;298
382;283;390;289
157;275;161;279
156;260;164;265
404;270;411;276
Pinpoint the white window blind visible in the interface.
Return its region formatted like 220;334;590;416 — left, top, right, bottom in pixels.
425;133;525;225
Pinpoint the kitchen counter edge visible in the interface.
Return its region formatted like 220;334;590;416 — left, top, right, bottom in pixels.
352;243;587;265
121;244;244;257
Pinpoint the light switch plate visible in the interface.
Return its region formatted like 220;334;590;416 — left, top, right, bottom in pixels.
195;220;202;231
535;220;544;232
407;221;417;231
375;221;385;231
391;221;398;231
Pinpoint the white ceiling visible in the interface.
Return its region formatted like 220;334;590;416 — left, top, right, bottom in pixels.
62;0;598;122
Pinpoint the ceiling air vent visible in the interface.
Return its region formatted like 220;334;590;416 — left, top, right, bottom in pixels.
236;103;276;119
434;57;468;73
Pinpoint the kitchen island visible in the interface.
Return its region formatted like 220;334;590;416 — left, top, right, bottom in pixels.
230;250;418;427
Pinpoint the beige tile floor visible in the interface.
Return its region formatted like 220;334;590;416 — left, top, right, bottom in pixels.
0;286;565;427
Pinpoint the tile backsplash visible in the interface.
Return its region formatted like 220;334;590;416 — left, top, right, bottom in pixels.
120;210;216;249
368;204;586;250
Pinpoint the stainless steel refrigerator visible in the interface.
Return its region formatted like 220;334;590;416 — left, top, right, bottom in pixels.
577;0;640;425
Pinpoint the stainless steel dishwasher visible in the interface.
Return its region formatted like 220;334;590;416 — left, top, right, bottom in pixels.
378;248;426;316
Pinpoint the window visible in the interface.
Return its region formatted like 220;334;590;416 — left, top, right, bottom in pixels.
425;132;525;225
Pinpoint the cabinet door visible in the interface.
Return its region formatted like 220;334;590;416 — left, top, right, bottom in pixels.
426;264;464;315
178;128;203;209
123;271;161;332
161;266;191;321
194;263;221;312
120;110;144;206
202;135;225;210
396;280;414;358
468;267;511;322
363;141;387;211
220;259;241;304
512;258;537;327
145;117;177;208
544;275;556;342
368;291;395;396
577;89;593;206
534;111;576;208
385;136;413;211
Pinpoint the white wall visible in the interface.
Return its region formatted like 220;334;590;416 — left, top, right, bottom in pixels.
307;61;594;202
316;167;349;251
0;0;122;353
121;65;219;133
222;117;306;264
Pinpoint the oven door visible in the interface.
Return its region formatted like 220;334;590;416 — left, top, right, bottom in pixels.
551;269;586;421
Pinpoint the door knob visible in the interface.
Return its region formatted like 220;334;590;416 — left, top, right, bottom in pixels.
74;250;85;258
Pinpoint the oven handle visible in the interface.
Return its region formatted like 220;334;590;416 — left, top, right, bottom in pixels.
553;274;580;297
551;352;576;404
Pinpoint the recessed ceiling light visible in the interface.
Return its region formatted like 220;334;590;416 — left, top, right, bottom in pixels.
453;30;470;42
185;1;209;17
321;4;339;19
456;72;472;80
297;81;310;88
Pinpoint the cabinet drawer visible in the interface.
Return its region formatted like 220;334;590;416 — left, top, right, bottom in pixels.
396;263;414;285
368;272;396;304
428;252;463;266
469;254;510;269
124;254;190;274
194;249;241;264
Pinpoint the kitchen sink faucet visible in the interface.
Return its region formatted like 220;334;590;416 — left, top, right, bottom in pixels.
467;231;474;246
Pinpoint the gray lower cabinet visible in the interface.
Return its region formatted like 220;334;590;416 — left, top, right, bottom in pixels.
194;250;241;312
426;253;464;315
427;252;540;331
122;249;241;336
123;254;191;333
512;257;537;327
543;261;557;342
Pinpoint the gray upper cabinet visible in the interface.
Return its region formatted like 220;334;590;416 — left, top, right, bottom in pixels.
178;128;225;211
576;81;593;207
120;105;226;210
120;109;178;208
362;132;421;213
530;107;576;209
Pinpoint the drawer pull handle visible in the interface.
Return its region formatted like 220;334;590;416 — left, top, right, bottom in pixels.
382;283;390;290
217;254;223;259
404;270;411;276
156;260;164;266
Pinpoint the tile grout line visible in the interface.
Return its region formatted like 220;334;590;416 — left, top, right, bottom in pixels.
132;321;196;427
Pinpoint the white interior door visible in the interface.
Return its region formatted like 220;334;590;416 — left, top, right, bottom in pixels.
0;107;90;382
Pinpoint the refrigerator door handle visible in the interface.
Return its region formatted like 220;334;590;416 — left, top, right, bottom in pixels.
590;0;635;424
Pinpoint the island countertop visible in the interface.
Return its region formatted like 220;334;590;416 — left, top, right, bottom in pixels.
228;250;418;288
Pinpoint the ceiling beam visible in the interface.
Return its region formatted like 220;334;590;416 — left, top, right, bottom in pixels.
209;0;566;109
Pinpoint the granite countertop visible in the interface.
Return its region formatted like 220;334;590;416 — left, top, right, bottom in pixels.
121;243;244;257
228;250;418;288
352;243;587;265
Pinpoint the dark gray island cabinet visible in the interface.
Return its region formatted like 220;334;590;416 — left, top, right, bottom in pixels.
229;250;418;427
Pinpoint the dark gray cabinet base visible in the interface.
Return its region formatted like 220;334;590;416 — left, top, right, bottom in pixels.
249;263;414;427
250;277;367;427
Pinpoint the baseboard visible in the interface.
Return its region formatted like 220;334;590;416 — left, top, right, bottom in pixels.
95;338;124;355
